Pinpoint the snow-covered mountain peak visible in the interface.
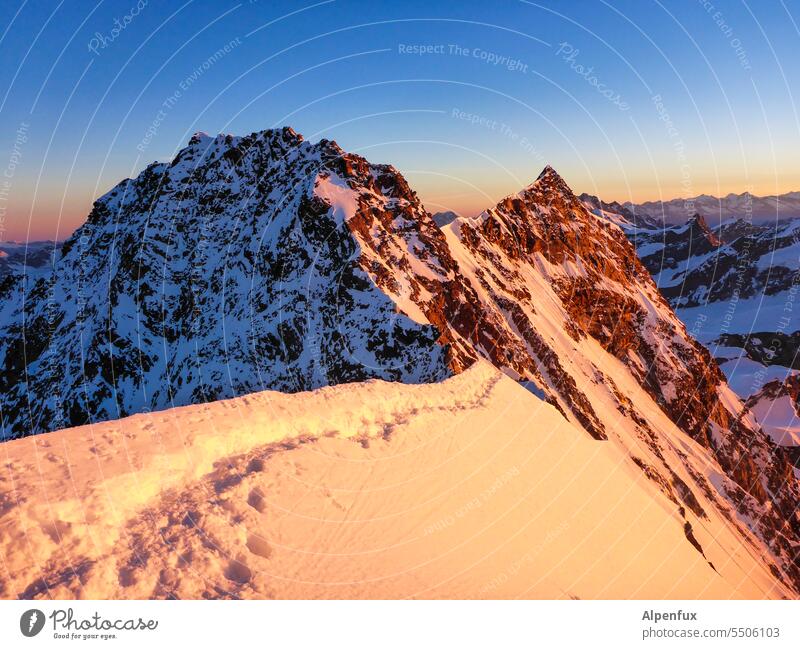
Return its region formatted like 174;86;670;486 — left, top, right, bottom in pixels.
0;127;464;438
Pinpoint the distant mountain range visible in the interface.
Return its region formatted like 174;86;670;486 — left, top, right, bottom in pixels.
622;190;800;225
441;189;800;227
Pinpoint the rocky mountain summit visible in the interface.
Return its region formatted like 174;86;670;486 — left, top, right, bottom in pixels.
1;129;799;593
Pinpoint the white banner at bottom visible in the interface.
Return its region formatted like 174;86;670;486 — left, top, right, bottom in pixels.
0;599;797;648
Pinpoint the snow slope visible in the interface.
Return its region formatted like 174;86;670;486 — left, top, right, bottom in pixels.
749;395;800;446
742;375;800;447
0;362;788;599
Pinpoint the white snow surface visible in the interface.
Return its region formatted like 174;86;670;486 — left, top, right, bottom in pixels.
715;353;799;399
0;361;788;599
749;395;800;446
677;292;795;343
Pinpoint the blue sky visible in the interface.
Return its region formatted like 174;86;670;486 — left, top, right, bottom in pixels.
1;0;799;239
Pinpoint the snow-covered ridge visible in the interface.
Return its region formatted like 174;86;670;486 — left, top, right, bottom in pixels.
0;362;789;599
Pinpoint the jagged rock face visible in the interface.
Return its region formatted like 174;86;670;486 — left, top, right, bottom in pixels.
0;129;460;437
1;130;799;593
592;202;800;431
716;218;767;244
750;374;800;405
455;169;726;442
